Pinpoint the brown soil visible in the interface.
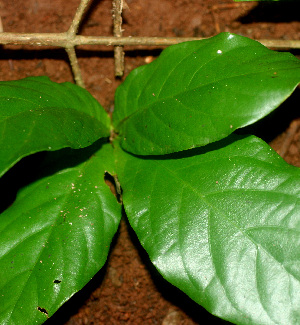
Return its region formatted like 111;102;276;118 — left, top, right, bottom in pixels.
0;1;299;324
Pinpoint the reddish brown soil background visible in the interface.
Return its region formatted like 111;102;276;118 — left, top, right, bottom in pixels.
0;1;299;324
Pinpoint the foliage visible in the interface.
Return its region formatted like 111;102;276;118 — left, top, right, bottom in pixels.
0;32;299;325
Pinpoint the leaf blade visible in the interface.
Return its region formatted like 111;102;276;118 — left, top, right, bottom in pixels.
0;76;110;177
114;33;300;155
115;136;300;324
0;143;121;325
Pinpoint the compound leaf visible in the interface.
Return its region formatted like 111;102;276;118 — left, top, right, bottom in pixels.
0;76;110;177
115;135;300;324
0;143;121;325
114;32;300;155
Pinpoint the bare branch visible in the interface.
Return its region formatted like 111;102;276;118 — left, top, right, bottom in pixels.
65;0;92;86
0;33;299;49
0;32;68;46
65;46;85;88
0;17;3;33
112;0;124;77
68;0;91;36
0;0;299;87
258;39;300;50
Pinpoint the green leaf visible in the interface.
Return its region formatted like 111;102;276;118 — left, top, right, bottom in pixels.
113;32;300;155
0;143;121;325
0;76;110;177
115;136;300;324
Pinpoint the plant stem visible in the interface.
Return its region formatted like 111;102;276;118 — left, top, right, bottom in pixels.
112;0;124;77
0;33;299;49
68;0;91;36
0;0;299;87
65;46;85;88
65;0;91;87
0;17;3;33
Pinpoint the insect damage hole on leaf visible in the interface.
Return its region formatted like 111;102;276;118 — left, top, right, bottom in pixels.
1;34;300;325
37;307;49;318
104;171;122;203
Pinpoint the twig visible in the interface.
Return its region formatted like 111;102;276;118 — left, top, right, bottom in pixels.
68;0;91;36
66;0;92;87
65;47;85;88
112;0;124;77
210;3;248;35
0;0;299;87
0;33;299;49
0;17;3;33
211;6;220;34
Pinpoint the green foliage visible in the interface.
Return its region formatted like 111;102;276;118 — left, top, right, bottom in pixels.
0;142;121;324
0;33;299;325
113;33;299;155
0;76;110;177
115;135;300;324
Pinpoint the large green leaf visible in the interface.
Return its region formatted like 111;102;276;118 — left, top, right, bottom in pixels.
113;32;300;155
0;76;110;177
115;136;300;324
0;143;121;325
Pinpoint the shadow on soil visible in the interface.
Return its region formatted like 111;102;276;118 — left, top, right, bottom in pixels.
236;87;300;143
238;2;300;23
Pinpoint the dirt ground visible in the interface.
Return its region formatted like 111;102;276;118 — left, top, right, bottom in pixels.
0;0;299;324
